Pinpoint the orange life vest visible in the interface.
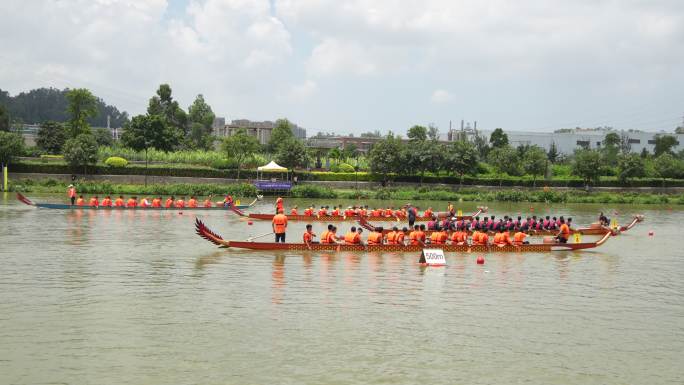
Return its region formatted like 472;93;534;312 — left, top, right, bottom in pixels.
68;187;76;198
318;209;327;216
396;232;405;244
303;231;314;243
101;198;112;207
114;198;124;207
188;199;198;208
175;200;185;208
320;230;330;243
89;198;98;207
126;198;136;207
384;209;393;217
423;209;433;218
367;232;383;245
344;232;360;244
409;231;418;245
513;232;526;244
152;199;161;208
326;232;337;243
291;208;298;215
559;224;570;237
272;214;288;234
386;231;397;244
165;198;173;208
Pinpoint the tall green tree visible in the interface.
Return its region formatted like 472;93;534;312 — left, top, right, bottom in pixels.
407;125;427;142
267;119;295;153
488;145;521;184
523;145;547;186
601;132;620;167
448;140;479;185
63;134;98;174
36;121;67;154
654;153;681;186
368;133;404;184
93;127;113;147
473;132;490;158
275;138;309;169
121;115;178;153
65;88;98;137
187;94;215;149
572;149;602;186
427;125;440;141
0;104;9;131
603;132;620;147
147;84;188;138
489;128;509;148
342;143;358;161
617;153;645;184
221;128;260;179
547;141;559;163
0;131;25;167
654;135;678;156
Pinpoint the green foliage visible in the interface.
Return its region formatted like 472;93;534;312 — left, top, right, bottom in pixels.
0;131;25;165
147;84;187;139
337;163;355;173
489;128;508;148
63;134;98;173
221;127;260;178
121;114;179;153
654;135;678;156
488;145;521;177
187;94;215;150
523;145;548;184
267;118;295;153
0;104;9;131
290;184;338;198
104;156;128;167
342;143;358;159
473;132;490;158
447;140;478;182
572;149;602;185
36;121;67;154
93;127;113;147
275;138;309;169
617;153;646;184
547;141;559;163
603;132;620;147
654;153;682;180
407;125;428;141
65;88;98;137
368;133;405;183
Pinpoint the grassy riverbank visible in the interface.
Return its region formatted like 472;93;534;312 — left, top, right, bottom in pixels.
8;178;684;205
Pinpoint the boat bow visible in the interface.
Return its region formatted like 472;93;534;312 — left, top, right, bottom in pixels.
195;219;231;248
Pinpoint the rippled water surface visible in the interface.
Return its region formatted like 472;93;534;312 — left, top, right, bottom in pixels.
1;193;683;384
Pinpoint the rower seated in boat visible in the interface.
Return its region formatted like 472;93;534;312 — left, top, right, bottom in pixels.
187;196;198;208
303;206;314;216
114;196;124;207
139;197;151;207
367;227;384;245
303;224;317;245
331;206;340;216
429;226;447;245
76;195;85;206
175;197;186;208
89;196;99;207
493;228;513;246
126;197;137;207
344;207;355;217
423;207;433;218
291;206;298;215
397;227;408;245
318;206;328;216
409;225;420;245
384;207;393;217
555;218;570;243
203;196;212;208
344;226;362;245
101;196;112;207
326;226;342;244
165;196;174;208
386;226;399;244
152;197;162;208
320;224;334;244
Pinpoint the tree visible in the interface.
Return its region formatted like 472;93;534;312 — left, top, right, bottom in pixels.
406;141;444;183
328;147;343;164
617;153;645;184
488;145;521;185
221;128;260;179
121;115;179;153
147;84;187;138
489;128;508;148
93;127;113;147
0;104;9;131
654;135;678;156
448;140;478;185
427;124;439;141
523;145;548;186
63;134;98;174
36;121;67;154
187;94;215;149
342;143;358;161
275;138;309;169
368;133;404;185
473;132;490;158
572;149;602;186
0;131;25;167
676;126;684;134
267;119;295;153
360;130;381;138
407;125;427;142
654;153;681;186
547;141;559;163
65;88;98;137
603;132;620;147
601;132;620;167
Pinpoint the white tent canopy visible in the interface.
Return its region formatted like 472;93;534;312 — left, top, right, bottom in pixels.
257;161;288;172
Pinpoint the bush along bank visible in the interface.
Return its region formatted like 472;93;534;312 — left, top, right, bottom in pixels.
11;161;684;188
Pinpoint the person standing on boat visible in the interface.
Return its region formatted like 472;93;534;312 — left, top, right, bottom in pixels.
447;202;454;215
67;184;77;205
275;197;284;214
272;209;288;243
406;204;417;227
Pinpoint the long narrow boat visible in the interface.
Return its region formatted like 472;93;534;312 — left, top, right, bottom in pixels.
358;215;644;236
16;192;262;210
195;218;612;252
237;207;486;222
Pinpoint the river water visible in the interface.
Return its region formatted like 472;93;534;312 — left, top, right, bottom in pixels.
1;193;682;384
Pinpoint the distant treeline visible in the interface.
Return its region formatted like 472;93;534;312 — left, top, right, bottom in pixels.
0;87;129;127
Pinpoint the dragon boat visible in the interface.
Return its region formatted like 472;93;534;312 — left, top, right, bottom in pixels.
234;207;486;222
195;218;613;253
357;215;644;236
16;192;262;210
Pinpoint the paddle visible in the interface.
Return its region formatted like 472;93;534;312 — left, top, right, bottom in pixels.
247;232;274;242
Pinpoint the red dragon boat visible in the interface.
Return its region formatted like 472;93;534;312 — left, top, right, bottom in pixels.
357;215;644;236
234;207;486;222
195;218;613;253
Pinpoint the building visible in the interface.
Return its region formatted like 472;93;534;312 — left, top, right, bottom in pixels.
218;119;307;145
446;127;684;154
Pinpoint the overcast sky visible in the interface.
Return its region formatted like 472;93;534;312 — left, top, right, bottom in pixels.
1;0;683;134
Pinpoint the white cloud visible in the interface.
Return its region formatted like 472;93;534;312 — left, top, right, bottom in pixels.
287;80;319;101
431;89;452;104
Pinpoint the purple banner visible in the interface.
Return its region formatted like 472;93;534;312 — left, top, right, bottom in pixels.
254;181;292;191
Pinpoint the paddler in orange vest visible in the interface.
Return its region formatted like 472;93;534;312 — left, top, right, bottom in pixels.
152;197;162;208
139;197;151;207
114;195;124;207
126;196;137;207
320;224;333;244
88;196;99;207
272;209;288;243
188;196;198;208
303;224;316;245
175;197;186;208
303;206;314;216
409;225;420;245
326;226;341;244
386;226;399;244
331;206;340;216
291;205;298;215
513;229;529;245
493;228;513;246
555;218;570;243
359;206;368;217
367;227;384;245
423;207;433;218
384;207;393;217
219;194;234;207
203;194;213;208
430;226;447;245
67;184;77;205
101;196;112;207
344;227;363;245
344;207;354;217
275;197;284;214
396;227;408;245
75;195;85;206
165;196;174;208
